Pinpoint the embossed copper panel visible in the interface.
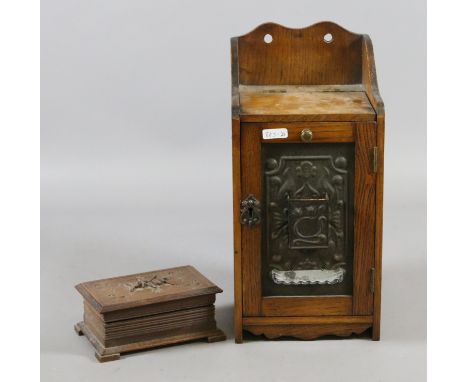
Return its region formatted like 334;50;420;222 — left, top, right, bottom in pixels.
262;143;354;296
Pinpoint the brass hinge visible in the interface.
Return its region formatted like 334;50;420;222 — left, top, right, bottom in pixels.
372;147;378;173
370;267;375;293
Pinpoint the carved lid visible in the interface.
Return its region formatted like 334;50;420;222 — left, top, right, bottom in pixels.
75;265;222;313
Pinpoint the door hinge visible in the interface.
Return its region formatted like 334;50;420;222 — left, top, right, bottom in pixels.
370;267;375;293
372;147;378;173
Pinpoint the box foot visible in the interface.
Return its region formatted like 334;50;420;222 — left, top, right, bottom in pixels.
74;322;84;336
95;352;120;363
206;331;227;343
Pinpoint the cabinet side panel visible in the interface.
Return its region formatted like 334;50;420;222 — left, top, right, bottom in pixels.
353;122;377;314
373;116;385;339
232;117;243;342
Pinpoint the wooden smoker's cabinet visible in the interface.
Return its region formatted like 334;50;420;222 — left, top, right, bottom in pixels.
231;22;384;342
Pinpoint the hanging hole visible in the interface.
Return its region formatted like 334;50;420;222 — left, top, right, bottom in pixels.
323;33;333;43
264;34;273;44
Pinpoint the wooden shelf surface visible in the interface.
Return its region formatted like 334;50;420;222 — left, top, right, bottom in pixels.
238;85;376;122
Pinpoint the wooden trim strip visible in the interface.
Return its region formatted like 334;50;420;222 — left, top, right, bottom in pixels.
240;123;262;316
262;296;352;316
352;122;377;315
232;117;243;343
239;84;366;93
372;116;385;340
243;323;371;340
231;37;240;117
243;315;373;325
260;123;354;143
362;35;385;116
240;114;374;123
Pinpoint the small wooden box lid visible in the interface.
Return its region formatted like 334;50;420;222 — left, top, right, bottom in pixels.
75;265;222;314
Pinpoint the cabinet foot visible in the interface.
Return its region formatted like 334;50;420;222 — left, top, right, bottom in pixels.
372;326;381;341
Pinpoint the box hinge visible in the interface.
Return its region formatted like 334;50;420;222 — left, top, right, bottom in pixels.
370;267;375;293
372;147;378;173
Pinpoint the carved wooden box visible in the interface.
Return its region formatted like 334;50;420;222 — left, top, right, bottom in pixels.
75;266;226;361
231;22;384;342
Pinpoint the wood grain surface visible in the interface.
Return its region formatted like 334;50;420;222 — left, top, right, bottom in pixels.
237;22;363;85
244;323;371;340
75;321;226;362
240;123;262;316
261;296;353;316
75;265;222;313
75;266;226;360
257;122;355;143
239;86;375;122
243;315;373;325
232;117;243;343
232;22;384;341
353;123;377;315
362;34;385;340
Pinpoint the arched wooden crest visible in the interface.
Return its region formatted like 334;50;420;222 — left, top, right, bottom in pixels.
234;22;364;86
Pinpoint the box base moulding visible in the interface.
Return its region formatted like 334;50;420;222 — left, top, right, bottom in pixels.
75;321;226;362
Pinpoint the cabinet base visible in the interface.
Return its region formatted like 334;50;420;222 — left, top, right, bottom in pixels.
244;323;371;340
240;316;375;341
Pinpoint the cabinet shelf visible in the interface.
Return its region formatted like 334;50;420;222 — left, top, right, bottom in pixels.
239;85;376;122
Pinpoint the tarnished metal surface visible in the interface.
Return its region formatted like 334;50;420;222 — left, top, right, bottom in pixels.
240;194;261;226
262;143;355;296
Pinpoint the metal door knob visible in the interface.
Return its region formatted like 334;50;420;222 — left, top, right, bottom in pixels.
300;129;313;142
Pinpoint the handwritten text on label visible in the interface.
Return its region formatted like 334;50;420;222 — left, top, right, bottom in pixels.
262;128;288;140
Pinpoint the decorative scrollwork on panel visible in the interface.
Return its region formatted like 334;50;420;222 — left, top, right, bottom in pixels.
264;153;350;285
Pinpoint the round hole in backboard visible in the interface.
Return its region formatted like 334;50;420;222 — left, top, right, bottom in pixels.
264;34;273;44
324;33;333;43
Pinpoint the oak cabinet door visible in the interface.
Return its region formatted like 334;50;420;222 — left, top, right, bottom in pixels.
241;122;376;316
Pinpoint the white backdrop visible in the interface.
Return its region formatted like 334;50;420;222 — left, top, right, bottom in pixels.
41;1;426;381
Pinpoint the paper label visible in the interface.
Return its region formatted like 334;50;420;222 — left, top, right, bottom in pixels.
262;128;288;140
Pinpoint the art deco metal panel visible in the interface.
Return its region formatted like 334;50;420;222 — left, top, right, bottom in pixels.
262;143;355;296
